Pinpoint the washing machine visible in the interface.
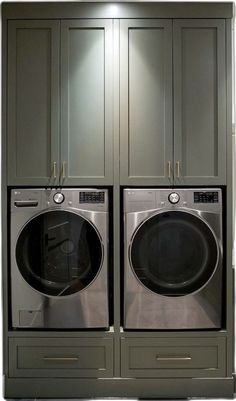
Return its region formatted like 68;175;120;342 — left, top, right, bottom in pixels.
124;188;223;330
11;188;109;329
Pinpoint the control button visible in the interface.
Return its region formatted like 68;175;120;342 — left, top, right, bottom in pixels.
160;201;165;206
168;192;180;204
68;201;72;206
53;192;65;204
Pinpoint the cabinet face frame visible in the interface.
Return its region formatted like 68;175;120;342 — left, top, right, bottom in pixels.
7;20;60;186
173;19;226;185
120;19;173;186
60;19;113;186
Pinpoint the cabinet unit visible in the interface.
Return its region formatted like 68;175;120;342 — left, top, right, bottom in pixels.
120;19;173;185
7;20;60;186
7;19;113;186
120;19;226;185
9;337;113;378
121;337;226;378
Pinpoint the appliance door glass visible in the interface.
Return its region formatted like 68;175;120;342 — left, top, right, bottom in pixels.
130;211;219;296
16;210;103;296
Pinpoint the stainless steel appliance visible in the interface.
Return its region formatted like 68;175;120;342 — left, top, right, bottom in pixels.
124;188;223;329
11;188;109;328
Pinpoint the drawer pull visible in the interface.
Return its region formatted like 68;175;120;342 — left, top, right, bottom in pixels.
156;355;191;361
43;357;79;362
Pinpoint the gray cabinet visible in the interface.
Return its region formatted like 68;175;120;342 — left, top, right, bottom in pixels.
120;19;226;185
173;19;226;185
9;337;113;378
7;20;60;186
60;20;113;185
120;19;173;185
7;19;113;186
121;337;226;378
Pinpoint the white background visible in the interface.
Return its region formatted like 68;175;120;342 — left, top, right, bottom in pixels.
0;0;235;400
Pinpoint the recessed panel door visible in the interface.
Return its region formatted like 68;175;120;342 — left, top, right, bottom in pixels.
120;19;173;185
7;20;60;185
60;20;113;185
173;19;226;185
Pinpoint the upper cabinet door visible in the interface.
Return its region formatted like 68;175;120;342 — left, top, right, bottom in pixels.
7;20;60;186
60;20;113;185
173;19;226;185
120;20;173;186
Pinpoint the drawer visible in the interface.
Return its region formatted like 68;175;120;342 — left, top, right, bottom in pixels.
9;337;113;378
121;337;226;378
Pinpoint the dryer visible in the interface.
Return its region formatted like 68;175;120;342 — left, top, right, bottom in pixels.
124;188;223;330
11;188;109;329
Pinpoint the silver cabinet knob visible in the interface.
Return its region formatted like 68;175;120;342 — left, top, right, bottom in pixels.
168;192;180;204
53;192;65;204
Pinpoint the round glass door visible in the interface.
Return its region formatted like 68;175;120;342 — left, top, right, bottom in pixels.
130;211;219;296
16;210;103;296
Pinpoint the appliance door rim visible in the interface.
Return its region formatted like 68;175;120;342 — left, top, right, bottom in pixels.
13;208;105;299
128;208;222;298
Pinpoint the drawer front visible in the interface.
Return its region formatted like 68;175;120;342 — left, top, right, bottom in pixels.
9;337;113;378
121;337;226;378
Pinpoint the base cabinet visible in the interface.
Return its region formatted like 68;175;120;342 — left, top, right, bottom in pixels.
9;337;113;378
121;337;226;378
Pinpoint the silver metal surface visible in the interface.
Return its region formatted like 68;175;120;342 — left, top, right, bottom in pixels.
53;161;57;178
176;161;180;178
168;192;180;204
123;188;223;330
156;356;192;361
53;192;65;204
11;188;109;329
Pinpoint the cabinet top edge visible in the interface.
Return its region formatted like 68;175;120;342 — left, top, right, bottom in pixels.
2;2;233;20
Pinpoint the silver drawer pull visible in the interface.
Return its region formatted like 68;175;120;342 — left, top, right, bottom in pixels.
156;355;191;361
43;357;79;362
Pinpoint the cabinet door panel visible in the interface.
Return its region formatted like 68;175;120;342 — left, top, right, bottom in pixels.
120;20;173;185
61;20;113;185
174;19;226;185
7;20;60;185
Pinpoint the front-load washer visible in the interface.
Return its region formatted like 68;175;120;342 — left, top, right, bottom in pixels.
11;188;109;329
124;188;223;329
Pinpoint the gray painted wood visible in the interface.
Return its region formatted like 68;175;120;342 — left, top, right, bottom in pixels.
4;377;234;398
173;19;226;185
225;18;234;377
60;19;113;185
7;20;60;185
120;19;173;185
2;2;233;20
121;337;226;378
9;337;113;378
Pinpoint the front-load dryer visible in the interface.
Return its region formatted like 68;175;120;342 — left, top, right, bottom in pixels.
11;188;109;329
124;188;223;329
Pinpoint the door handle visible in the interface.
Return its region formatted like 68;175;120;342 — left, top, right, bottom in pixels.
156;355;191;361
52;161;57;179
43;356;79;362
62;161;66;179
176;161;180;178
167;161;171;179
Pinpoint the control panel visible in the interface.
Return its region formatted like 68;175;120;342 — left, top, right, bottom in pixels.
79;191;105;204
194;191;219;203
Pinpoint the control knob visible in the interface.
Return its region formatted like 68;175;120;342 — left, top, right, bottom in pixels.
168;192;180;204
53;192;65;204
